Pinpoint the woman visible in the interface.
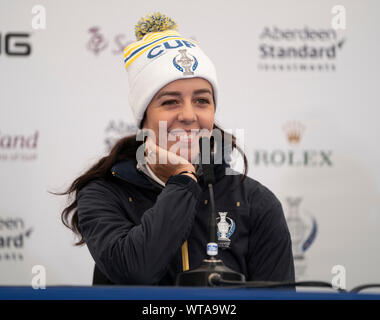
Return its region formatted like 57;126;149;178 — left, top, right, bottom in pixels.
61;13;295;285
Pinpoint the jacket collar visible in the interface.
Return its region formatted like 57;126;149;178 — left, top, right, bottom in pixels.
111;156;231;192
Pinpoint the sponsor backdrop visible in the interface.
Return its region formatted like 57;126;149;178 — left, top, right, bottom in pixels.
1;0;379;288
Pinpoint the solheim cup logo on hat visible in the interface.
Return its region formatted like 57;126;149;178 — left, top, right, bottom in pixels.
173;49;198;75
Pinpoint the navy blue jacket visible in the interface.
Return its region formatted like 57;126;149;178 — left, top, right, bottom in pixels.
77;158;295;285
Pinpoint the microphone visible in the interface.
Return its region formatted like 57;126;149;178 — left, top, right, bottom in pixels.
175;136;246;287
198;136;215;185
198;137;217;255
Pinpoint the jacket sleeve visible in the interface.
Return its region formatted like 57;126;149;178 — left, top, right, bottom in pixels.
77;175;202;285
247;184;295;285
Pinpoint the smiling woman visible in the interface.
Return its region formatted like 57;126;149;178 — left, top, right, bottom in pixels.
59;12;295;286
143;77;215;166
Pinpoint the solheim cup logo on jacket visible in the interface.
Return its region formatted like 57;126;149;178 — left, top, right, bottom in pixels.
216;212;235;249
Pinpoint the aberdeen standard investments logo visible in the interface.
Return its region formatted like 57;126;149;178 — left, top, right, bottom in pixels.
253;121;333;168
257;26;345;72
0;217;33;261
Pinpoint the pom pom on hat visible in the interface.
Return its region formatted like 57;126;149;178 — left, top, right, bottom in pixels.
134;12;178;40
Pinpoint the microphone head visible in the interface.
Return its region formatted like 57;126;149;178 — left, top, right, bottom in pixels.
199;136;215;185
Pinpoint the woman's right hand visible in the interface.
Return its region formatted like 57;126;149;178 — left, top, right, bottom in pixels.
144;136;197;183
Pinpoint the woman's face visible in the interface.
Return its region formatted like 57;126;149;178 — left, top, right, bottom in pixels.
142;77;215;163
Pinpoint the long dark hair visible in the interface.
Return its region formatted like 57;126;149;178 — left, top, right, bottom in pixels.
59;122;248;246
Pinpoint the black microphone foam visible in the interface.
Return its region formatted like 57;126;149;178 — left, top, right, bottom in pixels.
199;137;215;185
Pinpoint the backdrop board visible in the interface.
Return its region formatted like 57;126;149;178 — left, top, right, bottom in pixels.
0;0;379;290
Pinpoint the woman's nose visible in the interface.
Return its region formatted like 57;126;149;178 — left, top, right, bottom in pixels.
178;100;197;123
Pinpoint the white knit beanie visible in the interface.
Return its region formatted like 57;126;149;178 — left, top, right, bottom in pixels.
123;13;218;128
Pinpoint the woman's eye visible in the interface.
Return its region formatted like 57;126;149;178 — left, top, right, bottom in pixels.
162;100;178;106
196;98;210;104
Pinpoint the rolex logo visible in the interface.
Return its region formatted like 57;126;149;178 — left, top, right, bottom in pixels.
254;120;333;168
282;121;306;145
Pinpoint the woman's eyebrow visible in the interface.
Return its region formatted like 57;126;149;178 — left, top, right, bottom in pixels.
155;88;212;100
155;91;181;100
193;89;212;95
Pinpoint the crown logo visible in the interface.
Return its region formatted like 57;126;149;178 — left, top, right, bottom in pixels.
282;121;306;144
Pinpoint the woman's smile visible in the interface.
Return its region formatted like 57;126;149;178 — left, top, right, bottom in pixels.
168;129;201;141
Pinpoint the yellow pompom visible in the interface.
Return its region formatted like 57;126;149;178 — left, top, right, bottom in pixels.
135;12;178;40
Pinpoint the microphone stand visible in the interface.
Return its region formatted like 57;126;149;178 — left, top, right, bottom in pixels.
176;137;245;287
